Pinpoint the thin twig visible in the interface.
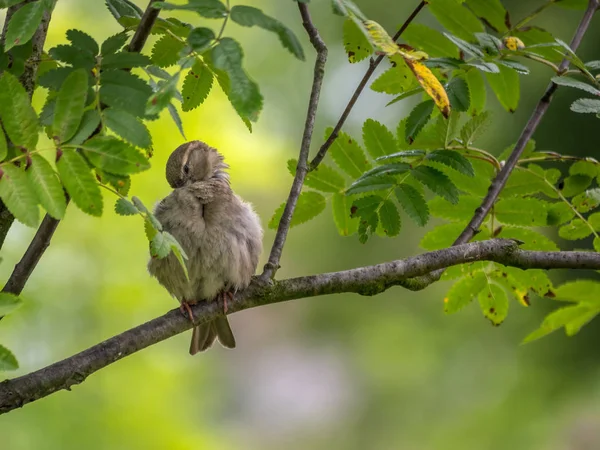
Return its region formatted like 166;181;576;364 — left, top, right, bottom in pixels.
309;0;427;170
4;239;600;414
261;3;328;279
128;0;161;53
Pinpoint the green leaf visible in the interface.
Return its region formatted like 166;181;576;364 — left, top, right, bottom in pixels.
186;27;215;52
501;168;555;199
168;103;186;139
98;170;130;195
561;174;592;198
395;183;429;226
182;60;214;111
460;111;489;145
82;135;150;175
328;128;371;178
523;305;598;343
101;32;130;55
403;24;458;58
495;198;547;226
67;29;99;56
52;68;88;143
114;197;138;216
485;65;520;112
0;126;7;162
153;0;227;18
48;44;95;70
4;0;45;51
102;51;152;70
571;98;600;114
346;174;396;195
552;76;600;95
555;280;600;305
371;56;417;94
446;77;470;112
150;230;172;258
342;18;372;63
498;139;536;162
0;72;39;150
378;199;400;237
211;38;263;122
151;34;185;68
445;272;487;314
0;0;26;7
106;0;143;19
0;164;39;227
0;292;23;316
406;100;434;144
332;193;359;236
497;227;559;251
146;74;179;116
65;110;101;146
572;188;600;213
354;163;411;183
103;108;152;149
420;222;462;250
377;150;426;162
229;5;304;60
547;202;576;226
411;165;459;204
38;67;74;90
352;195;381;243
429;195;480;221
425;149;474;177
0;344;18;371
559;219;593;240
478;284;509;325
430;0;484;40
498;59;529;75
288;160;345;193
570;160;599;178
268;191;326;229
442;32;484;58
465;0;508;33
100;70;153;118
57;150;103;216
362;119;396;160
28;154;66;220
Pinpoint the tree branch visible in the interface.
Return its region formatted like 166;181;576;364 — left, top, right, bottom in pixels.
1;0;163;299
3;239;600;414
262;3;328;279
308;0;426;170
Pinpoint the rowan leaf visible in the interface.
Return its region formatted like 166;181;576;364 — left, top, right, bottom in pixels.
105;0;143;19
362;119;396;160
411;165;460;204
346;174;396;196
28;154;66;220
332;192;359;236
395;183;429;226
182;60;214;111
100;70;153;118
151;34;185;68
103;108;152;149
328;128;371;178
65;110;101;146
0;292;22;316
443;33;485;58
478;284;509;326
67;29;99;56
82;135;150;175
445;272;487;314
378;199;400;237
446;77;470;112
405;60;451;118
425;150;474;177
466;0;508;33
153;0;227;18
559;219;593;240
342;18;372;63
405;100;434;144
523;305;599;343
0;344;18;371
571;98;600;114
146;74;179;116
268;191;326;229
0;72;39;150
0;164;39;227
403;24;458;58
371;56;417;95
304;164;345;193
187;27;215;52
572;188;600;213
4;0;45;51
495;198;547;226
114;197;138;216
102;51;152;70
56;150;103;216
101;32;129;55
497;227;559;251
0;126;7;162
561;174;592;198
546;202;576;226
459;111;490;146
53;69;88;143
429;195;480;221
485;65;520;112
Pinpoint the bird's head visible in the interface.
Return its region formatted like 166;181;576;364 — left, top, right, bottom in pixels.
165;141;229;188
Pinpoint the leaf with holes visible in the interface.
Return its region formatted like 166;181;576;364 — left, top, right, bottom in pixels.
0;164;39;227
28;154;66;220
268;191;326;229
182;60;214;111
57;150;103;216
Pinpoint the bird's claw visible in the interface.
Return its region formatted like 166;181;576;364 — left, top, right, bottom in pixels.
180;300;196;324
218;290;235;314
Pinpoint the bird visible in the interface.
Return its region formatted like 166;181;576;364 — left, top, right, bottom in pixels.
147;140;263;354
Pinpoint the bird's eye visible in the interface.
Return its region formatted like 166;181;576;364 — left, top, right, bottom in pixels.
183;164;190;174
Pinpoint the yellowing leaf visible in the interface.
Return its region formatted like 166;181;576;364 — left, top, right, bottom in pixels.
363;20;399;55
405;59;451;118
503;36;525;51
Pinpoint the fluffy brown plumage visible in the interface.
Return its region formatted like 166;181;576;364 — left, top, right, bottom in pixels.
148;141;263;354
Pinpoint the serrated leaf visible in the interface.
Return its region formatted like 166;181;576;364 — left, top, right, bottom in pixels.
446;77;470;112
547;202;576;226
28;154;66;220
406;100;434;144
426;150;474;177
167;103;186;139
328;128;371;178
478;284;509;325
411;165;459;204
371;56;417;94
405;60;451;118
211;38;263;122
0;344;18;371
0;292;23;316
57;150;103;216
555;280;600;305
571;98;600;114
523;305;598;343
351;195;381;243
268;191;326;229
151;34;185;68
289;160;345;193
182;60;214;111
561;174;592;198
464;69;486;116
466;0;508;33
4;0;45;51
100;70;153;118
495;198;547;226
342;18;372;63
0;0;26;7
52;68;88;143
0;164;39;227
485;64;520;112
230;5;304;60
497;227;559;251
570;160;599;178
442;32;484;58
346;174;396;195
377;150;426;162
395;183;429;226
572;188;600;213
102;51;152;70
150;230;172;258
498;59;529;75
114;197;138;216
38;67;74;90
362;119;396;160
0;72;39;150
105;0;142;19
0;126;7;162
97;170;130;195
146;74;179;116
445;272;487;314
552;76;600;95
103;108;152;149
82;135;150;175
354;163;411;183
65;110;101;146
49;44;96;69
101;32;129;55
67;29;99;56
153;0;227;18
460;111;489;145
558;219;593;240
332;192;358;236
378;199;400;236
428;195;480;221
186;27;215;52
420;222;463;250
403;24;458;58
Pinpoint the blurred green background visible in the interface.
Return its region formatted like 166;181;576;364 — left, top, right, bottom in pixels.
2;0;600;449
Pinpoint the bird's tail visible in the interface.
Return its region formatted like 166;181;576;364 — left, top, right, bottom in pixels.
189;316;236;355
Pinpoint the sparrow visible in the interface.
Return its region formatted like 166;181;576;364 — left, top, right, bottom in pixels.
148;141;263;354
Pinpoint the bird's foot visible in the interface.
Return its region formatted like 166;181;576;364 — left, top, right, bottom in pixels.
217;289;236;314
180;299;198;323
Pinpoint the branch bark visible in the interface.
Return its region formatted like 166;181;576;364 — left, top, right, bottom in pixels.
262;3;328;279
3;239;600;414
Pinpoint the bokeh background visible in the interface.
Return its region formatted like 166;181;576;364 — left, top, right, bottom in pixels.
2;0;600;449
